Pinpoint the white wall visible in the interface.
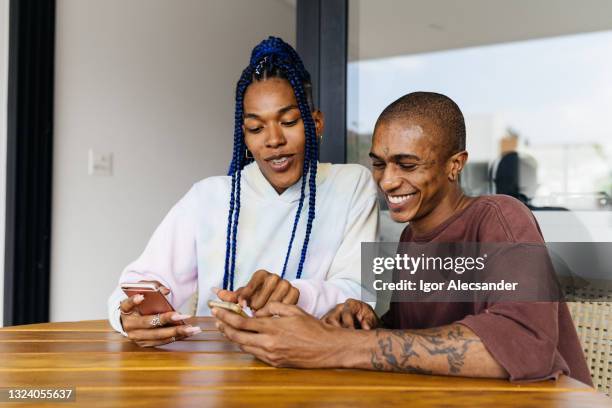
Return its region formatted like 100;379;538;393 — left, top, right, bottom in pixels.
52;0;295;322
0;0;9;327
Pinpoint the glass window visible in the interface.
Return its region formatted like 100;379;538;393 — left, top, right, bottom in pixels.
347;1;612;219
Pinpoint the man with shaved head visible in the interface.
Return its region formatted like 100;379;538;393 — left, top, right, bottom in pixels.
369;92;469;231
212;92;592;386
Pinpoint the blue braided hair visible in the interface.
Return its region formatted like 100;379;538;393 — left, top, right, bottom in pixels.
223;37;319;291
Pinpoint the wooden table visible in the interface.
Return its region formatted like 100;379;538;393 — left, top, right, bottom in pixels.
0;318;609;407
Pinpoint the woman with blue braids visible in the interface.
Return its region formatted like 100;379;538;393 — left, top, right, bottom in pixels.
108;37;378;347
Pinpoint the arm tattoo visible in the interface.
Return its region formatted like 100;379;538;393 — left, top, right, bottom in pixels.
370;325;479;375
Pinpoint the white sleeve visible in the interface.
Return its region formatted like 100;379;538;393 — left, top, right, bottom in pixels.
107;185;199;334
291;173;379;318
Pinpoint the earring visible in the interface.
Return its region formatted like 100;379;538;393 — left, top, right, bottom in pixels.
245;148;253;160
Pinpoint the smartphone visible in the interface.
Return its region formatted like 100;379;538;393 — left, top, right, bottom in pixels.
208;300;250;318
121;282;185;326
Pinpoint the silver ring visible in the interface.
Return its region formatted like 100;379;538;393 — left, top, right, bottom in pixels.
150;313;162;328
170;336;176;343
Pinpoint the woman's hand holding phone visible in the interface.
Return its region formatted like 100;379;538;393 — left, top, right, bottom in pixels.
213;270;300;314
119;280;202;347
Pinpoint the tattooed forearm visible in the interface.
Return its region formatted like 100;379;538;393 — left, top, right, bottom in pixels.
369;324;481;376
370;333;431;374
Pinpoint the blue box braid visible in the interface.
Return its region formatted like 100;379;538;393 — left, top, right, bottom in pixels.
222;37;318;291
223;66;253;291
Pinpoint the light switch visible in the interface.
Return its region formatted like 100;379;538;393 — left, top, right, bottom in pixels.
88;149;113;176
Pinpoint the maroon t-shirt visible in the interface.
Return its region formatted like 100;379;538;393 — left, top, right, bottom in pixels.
381;195;593;386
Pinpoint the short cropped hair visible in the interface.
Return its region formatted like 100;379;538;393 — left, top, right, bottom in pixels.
375;92;466;158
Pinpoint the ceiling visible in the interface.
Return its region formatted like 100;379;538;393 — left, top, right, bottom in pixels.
349;0;612;60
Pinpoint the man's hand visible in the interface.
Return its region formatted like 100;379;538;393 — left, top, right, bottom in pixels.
212;302;348;368
212;301;506;378
119;280;201;347
321;299;381;330
214;270;300;312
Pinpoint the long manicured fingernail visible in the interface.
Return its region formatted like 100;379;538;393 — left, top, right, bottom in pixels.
185;326;202;335
171;313;191;321
134;294;144;303
211;287;221;295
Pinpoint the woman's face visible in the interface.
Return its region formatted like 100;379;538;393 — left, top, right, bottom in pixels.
243;78;323;194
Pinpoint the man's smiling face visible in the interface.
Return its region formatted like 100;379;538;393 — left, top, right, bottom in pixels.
369;117;451;224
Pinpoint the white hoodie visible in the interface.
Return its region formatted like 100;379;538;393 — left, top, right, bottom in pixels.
107;162;378;335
